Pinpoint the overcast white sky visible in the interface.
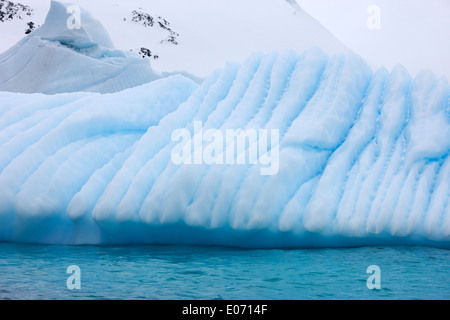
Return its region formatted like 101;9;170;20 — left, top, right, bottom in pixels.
296;0;450;79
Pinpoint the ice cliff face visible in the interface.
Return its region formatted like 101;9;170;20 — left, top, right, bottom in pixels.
0;2;448;248
0;1;159;94
0;47;448;247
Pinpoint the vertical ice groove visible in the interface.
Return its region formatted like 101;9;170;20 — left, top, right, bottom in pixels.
369;138;407;234
283;54;373;233
10;138;86;216
209;49;327;230
388;72;447;236
195;63;241;123
134;63;253;222
278;176;320;233
15;134;139;218
243;53;346;230
224;52;301;228
220;53;277;130
51;135;140;212
423;156;450;239
210;53;296;228
405;73;450;166
159;53;277;225
381;72;449;236
246;50;300;129
202;53;265;130
345;65;411;235
389;162;422;236
113;72;224;222
180;53;276;229
116;66;239;223
137;53;264;225
405;162;439;236
242;50;331;230
91;74;212;223
264;47;329;136
286;53;372;149
440;159;450;238
334;71;388;234
226;49;329;231
302;68;388;235
184;52;298;227
67;142;137;221
232;50;330;230
336;73;389;235
280;54;344;148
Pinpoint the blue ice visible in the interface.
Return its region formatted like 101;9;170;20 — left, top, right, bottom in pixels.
0;1;448;248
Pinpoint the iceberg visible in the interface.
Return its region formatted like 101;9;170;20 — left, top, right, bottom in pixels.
0;1;159;94
0;2;448;248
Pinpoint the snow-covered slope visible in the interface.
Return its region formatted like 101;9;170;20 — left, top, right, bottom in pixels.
0;0;350;79
0;47;448;247
0;1;159;94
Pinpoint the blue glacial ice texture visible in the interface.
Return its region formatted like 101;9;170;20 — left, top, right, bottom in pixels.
0;48;449;248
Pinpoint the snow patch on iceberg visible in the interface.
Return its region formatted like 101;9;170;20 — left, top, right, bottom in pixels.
0;1;159;94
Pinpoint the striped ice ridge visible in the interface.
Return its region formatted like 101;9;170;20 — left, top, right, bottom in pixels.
0;48;449;248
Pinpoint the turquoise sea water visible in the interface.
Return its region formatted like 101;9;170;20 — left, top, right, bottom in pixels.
0;243;449;300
